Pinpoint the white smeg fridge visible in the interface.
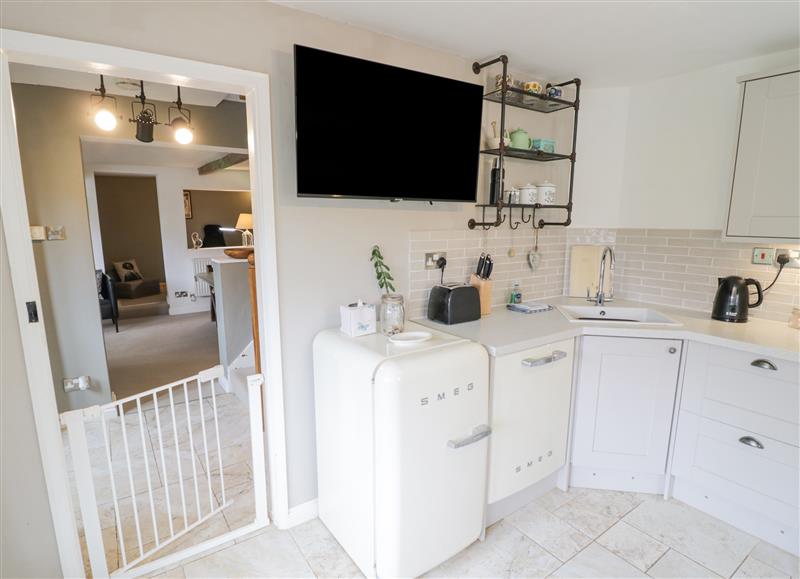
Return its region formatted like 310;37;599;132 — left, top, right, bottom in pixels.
313;322;490;578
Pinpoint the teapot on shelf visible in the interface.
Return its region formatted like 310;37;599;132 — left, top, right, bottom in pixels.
509;128;532;149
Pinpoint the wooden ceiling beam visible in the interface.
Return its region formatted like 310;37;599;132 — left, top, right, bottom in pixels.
197;153;249;175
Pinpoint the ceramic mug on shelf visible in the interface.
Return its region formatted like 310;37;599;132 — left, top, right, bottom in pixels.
523;80;543;94
505;188;520;205
536;181;556;205
547;85;563;98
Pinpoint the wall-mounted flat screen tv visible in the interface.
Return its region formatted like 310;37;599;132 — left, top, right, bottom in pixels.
294;45;483;202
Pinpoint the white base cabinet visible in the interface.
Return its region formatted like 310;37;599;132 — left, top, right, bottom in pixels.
570;336;682;493
671;341;800;555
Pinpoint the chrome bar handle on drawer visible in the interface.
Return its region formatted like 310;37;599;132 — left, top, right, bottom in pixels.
751;359;778;371
522;350;567;368
447;425;492;449
739;436;765;450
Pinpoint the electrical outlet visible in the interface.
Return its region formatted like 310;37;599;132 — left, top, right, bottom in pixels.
752;247;775;265
777;249;800;269
424;251;447;269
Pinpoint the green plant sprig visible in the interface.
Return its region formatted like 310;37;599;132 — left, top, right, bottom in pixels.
370;245;395;295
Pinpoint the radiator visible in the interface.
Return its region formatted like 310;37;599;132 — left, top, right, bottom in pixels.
193;257;213;297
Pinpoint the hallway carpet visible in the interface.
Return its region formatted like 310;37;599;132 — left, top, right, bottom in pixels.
104;312;219;399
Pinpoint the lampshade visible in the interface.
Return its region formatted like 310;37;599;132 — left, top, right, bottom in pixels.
235;213;253;230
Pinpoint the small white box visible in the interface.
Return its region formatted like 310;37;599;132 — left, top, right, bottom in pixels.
340;301;376;337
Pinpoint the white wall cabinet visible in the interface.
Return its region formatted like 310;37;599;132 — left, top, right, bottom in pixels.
570;336;682;493
726;69;800;240
488;339;574;504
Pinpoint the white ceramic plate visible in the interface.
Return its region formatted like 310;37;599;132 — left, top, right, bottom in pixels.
388;331;432;344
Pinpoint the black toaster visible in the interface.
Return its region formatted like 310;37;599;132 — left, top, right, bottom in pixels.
427;283;481;325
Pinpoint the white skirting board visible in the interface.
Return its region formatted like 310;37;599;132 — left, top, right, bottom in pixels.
169;300;210;316
279;498;319;529
673;478;799;556
569;465;666;495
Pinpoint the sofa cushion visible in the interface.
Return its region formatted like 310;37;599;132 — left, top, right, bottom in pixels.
113;259;144;282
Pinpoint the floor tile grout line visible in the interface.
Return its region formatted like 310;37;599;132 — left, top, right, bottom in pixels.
728;542;761;579
286;522;320;577
503;513;579;566
550;490;646;542
644;546;672;574
621;504;744;578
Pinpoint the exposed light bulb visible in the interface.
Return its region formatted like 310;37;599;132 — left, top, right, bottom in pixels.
174;126;193;144
94;108;117;131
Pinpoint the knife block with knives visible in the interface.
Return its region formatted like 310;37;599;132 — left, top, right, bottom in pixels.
471;253;494;316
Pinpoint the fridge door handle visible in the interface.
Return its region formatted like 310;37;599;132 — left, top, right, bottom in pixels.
448;424;492;449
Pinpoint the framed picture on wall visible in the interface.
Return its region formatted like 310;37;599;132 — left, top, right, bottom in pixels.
183;190;193;219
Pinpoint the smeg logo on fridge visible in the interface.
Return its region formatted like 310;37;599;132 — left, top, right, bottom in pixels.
420;382;475;407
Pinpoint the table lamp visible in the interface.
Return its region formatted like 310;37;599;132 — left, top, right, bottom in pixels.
220;213;253;246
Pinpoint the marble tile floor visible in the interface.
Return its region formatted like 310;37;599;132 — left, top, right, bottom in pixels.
61;392;256;576
147;487;798;579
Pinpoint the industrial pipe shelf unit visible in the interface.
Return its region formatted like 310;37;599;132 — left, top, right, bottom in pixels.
469;55;581;231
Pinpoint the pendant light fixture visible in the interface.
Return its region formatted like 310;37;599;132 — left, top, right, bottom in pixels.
90;75;119;131
168;86;194;145
129;81;159;143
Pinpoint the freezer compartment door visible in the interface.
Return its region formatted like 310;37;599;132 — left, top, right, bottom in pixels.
373;342;489;578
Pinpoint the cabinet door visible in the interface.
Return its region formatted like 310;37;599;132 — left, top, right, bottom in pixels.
572;336;681;475
726;71;800;239
488;339;574;504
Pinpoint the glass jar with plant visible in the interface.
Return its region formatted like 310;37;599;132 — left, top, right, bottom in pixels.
370;245;404;336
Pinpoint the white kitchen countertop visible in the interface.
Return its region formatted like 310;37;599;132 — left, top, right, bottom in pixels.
415;296;800;360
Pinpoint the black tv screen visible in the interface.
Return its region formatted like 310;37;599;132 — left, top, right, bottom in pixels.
294;45;483;202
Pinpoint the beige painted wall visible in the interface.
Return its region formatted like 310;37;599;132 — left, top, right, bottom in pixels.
185;189;252;249
0;217;62;579
95;174;166;281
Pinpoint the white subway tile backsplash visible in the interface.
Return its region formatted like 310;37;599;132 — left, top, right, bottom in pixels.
407;227;800;323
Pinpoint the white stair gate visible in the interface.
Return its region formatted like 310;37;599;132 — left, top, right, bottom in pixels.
61;366;268;578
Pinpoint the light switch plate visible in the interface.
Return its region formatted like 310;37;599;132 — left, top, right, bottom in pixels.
752;247;775;265
29;225;46;241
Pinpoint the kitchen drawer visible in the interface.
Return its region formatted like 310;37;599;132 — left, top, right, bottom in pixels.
681;342;800;446
488;339;574;504
673;410;799;515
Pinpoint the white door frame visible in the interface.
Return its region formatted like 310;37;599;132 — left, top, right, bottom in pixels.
0;29;290;576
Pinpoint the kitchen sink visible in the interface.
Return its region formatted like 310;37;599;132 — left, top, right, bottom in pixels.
557;305;681;326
